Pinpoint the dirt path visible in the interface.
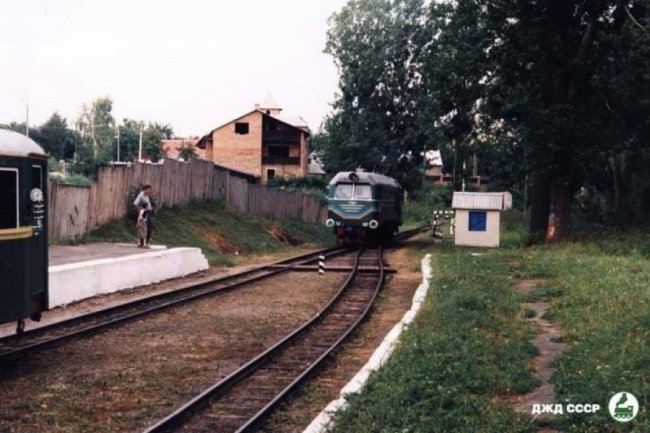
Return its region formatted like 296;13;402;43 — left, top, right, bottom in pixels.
510;279;567;432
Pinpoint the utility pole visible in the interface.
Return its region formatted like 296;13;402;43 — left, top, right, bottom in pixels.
138;125;143;162
116;126;121;162
25;103;29;137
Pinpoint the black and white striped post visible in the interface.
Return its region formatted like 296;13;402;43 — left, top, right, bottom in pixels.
318;255;326;275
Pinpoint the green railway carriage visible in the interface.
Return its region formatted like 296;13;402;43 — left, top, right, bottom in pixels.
0;129;48;332
326;171;402;243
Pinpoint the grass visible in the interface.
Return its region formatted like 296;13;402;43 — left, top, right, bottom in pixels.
519;237;650;432
329;216;650;433
330;246;538;433
68;200;334;266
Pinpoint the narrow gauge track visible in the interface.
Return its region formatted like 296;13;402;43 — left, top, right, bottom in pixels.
142;247;385;433
0;245;352;363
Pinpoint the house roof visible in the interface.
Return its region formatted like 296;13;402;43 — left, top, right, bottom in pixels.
213;162;260;179
272;114;309;130
197;92;310;149
452;192;505;210
0;129;47;158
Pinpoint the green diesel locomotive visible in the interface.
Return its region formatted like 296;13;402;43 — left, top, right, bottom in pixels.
326;170;402;243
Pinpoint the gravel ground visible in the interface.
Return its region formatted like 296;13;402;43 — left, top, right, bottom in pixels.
0;247;322;339
0;239;426;433
0;269;346;433
258;237;426;432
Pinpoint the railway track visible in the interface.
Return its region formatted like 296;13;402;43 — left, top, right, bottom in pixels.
0;245;352;363
142;247;386;433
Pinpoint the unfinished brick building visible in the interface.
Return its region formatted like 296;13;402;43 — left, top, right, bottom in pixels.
197;94;310;183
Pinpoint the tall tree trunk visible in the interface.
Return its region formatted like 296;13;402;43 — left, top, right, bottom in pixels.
545;179;572;242
452;138;462;191
529;173;550;234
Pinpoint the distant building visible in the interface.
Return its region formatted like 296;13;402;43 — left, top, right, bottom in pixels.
425;151;488;188
162;138;206;160
307;151;326;178
452;192;506;247
197;93;310;183
425;150;444;177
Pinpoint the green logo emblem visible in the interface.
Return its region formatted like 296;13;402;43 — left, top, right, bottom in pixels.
608;392;639;422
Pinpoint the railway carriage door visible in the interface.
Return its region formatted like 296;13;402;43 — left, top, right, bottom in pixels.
29;161;48;319
0;168;19;230
0;168;21;323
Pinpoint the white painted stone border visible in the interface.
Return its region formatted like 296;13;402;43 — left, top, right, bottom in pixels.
302;253;433;433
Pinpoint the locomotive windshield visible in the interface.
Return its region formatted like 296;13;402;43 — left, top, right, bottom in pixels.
0;169;18;229
333;183;372;200
334;184;353;199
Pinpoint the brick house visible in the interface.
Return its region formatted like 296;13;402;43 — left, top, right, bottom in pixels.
197;94;310;183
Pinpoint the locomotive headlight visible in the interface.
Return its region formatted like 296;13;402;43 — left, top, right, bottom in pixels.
325;218;336;228
30;188;43;202
368;219;379;229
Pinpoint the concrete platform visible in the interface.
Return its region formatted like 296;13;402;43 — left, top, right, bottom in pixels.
48;243;209;308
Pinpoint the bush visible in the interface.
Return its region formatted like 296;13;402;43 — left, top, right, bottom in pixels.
49;172;92;186
266;176;329;204
403;184;452;225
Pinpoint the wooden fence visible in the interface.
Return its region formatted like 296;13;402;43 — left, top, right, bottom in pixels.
47;159;327;241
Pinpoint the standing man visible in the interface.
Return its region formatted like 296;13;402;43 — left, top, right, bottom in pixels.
133;184;155;247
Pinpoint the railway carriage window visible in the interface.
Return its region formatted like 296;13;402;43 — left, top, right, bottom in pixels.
0;169;19;229
354;184;372;200
334;184;353;199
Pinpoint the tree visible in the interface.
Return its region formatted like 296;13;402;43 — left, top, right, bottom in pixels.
177;142;198;161
483;0;650;240
117;118;144;162
39;113;79;160
320;0;427;192
75;96;115;160
142;123;167;162
418;0;491;190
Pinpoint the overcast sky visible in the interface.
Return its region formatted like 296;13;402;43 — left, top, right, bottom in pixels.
0;0;348;136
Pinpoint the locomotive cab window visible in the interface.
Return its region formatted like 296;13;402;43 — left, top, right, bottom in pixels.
334;184;353;199
354;184;372;200
0;169;19;229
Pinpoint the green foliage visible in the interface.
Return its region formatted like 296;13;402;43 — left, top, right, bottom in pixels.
48;173;92;186
318;0;428;192
320;0;650;233
330;248;537;432
75;96;115;161
500;211;531;248
177;142;198;161
38;112;80;160
403;184;452;226
76;200;334;266
266;176;329;204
